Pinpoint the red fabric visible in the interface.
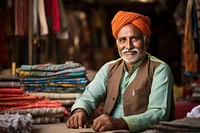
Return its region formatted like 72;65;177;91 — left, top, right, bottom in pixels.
0;93;29;98
0;95;45;101
111;10;151;39
0;10;6;67
175;101;199;119
44;0;60;31
0;89;23;94
0;99;63;112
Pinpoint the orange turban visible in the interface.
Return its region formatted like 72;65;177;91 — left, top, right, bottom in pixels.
111;11;151;39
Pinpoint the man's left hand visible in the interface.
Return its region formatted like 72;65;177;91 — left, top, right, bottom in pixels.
92;114;128;132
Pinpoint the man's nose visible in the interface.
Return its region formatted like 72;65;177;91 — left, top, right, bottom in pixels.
125;38;133;49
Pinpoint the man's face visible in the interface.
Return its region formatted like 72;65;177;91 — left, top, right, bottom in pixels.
116;24;148;64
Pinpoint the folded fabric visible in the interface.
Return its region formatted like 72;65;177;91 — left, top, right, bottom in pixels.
28;92;81;100
19;67;86;77
0;113;34;133
0;81;21;88
20;72;86;81
0;75;19;81
0;89;23;94
33;117;60;124
0;107;65;118
187;105;200;118
20;62;82;71
150;117;200;132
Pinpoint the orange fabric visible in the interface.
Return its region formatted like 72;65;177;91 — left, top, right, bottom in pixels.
111;11;151;39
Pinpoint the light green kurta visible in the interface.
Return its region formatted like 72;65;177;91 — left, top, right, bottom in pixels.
71;53;174;132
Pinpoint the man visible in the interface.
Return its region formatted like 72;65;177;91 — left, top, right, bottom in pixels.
66;10;174;132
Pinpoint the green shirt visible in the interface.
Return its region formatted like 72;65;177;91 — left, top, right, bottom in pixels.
71;53;174;132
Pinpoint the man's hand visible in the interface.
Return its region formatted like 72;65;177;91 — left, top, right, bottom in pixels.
92;114;129;132
66;108;89;129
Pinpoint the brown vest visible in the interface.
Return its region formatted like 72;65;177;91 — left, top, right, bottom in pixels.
103;55;161;116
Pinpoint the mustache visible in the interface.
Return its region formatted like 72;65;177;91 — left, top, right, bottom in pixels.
122;48;139;53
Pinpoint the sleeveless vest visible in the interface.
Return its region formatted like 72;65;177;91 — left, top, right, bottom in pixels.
103;55;161;116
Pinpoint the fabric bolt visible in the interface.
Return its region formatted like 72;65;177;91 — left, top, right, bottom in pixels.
111;10;151;39
22;77;87;84
44;0;61;31
14;0;29;36
0;89;23;94
0;75;19;81
150;117;200;132
0;95;45;101
53;99;75;107
19;66;86;77
0;93;29;98
29;92;81;100
33;117;60;124
0;100;63;112
20;62;82;71
58;0;68;30
0;107;65;117
0;81;21;88
38;0;49;35
0;10;6;67
20;73;86;82
183;0;197;74
24;86;85;93
71;53;174;132
0;113;33;133
32;0;38;38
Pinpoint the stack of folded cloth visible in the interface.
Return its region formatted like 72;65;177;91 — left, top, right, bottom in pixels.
0;75;69;125
17;61;88;111
0;113;33;133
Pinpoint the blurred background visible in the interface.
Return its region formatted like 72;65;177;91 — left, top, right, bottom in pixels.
0;0;195;86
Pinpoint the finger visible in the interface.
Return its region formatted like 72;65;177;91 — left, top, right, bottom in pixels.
73;116;79;128
93;121;102;132
78;116;83;128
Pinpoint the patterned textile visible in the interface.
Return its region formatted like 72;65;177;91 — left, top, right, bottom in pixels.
55;99;75;107
18;66;86;77
0;113;33;133
33;117;60;124
0;75;19;81
20;62;82;71
0;95;45;101
28;92;81;100
0;93;29;98
0;99;62;112
14;0;29;36
20;73;86;81
24;86;85;93
0;107;65;117
0;81;21;88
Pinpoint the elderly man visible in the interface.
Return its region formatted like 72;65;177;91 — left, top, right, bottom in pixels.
66;10;174;132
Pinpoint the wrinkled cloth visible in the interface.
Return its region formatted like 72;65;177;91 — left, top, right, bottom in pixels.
187;104;200;118
111;10;151;38
0;113;34;133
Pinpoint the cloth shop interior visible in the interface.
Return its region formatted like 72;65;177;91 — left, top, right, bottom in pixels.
0;0;200;132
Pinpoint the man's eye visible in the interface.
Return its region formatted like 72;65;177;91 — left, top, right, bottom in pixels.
131;37;138;42
118;38;126;43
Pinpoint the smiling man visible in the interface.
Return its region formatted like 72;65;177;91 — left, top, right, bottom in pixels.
66;10;175;132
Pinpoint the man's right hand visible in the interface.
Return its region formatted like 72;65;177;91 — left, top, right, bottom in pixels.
66;108;89;129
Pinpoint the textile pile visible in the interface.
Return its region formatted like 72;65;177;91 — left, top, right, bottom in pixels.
0;113;33;133
0;75;68;125
17;62;88;111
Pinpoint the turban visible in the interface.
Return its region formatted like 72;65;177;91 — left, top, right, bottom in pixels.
111;11;151;39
